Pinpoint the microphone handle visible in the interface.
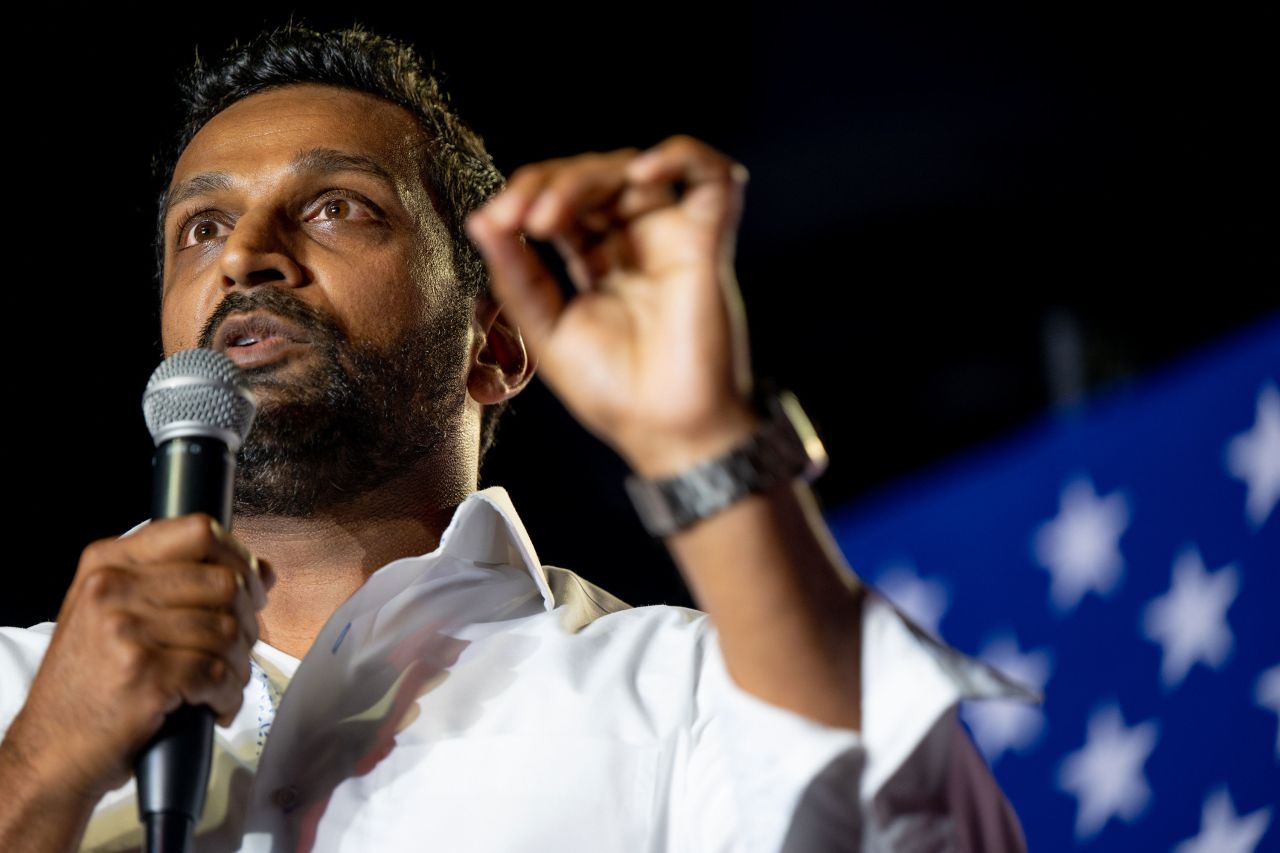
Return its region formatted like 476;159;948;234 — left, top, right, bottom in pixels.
135;435;235;853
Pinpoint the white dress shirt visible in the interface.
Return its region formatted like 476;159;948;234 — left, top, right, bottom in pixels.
0;485;1034;852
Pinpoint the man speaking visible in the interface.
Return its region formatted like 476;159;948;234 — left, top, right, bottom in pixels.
0;23;1030;851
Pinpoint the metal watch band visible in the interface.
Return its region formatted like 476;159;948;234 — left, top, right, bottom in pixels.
623;388;828;537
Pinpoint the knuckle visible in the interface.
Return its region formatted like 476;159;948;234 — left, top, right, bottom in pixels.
117;641;150;683
206;565;240;603
102;609;137;642
81;566;127;604
188;654;226;686
206;657;227;683
213;612;239;644
77;537;115;569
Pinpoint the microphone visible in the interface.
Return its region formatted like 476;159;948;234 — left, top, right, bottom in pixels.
135;348;257;853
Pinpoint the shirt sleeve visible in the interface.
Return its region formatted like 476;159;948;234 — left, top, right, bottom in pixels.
678;588;1035;852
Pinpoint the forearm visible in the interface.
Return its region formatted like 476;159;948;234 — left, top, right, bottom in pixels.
0;720;98;853
658;476;865;731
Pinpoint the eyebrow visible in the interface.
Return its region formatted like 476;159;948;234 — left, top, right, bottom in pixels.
162;172;233;223
161;147;398;225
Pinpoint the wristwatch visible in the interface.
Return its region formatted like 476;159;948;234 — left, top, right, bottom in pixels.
623;383;829;537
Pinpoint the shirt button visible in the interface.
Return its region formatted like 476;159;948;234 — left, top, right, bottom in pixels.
272;785;299;811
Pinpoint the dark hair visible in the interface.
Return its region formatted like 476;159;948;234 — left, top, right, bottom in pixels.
153;22;511;473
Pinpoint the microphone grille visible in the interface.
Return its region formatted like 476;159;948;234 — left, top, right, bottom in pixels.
143;348;258;450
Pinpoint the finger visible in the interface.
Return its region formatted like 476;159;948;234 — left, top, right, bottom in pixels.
134;550;266;615
543;181;678;290
160;649;245;727
70;559;251;629
522;150;640;237
625;135;748;186
465;213;565;356
142;607;254;687
624;136;749;226
126;560;259;630
134;566;261;649
211;524;270;611
89;514;244;574
616;181;681;221
112;516;267;610
475;164;559;232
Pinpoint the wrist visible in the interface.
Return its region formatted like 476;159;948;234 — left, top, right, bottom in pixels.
622;386;829;538
0;708;109;808
620;403;761;480
0;725;99;852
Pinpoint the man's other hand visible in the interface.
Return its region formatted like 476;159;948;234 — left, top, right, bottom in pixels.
0;514;273;804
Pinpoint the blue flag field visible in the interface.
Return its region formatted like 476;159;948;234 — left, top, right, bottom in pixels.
828;312;1279;851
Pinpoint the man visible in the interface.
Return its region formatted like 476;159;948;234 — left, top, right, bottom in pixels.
0;24;1031;851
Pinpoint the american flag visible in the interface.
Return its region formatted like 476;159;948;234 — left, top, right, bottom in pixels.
826;312;1279;851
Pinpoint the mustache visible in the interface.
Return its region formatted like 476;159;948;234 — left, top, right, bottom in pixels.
197;287;346;352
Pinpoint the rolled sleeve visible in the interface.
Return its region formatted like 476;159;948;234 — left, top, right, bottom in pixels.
684;589;1033;852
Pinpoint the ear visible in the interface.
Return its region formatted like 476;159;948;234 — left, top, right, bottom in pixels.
467;292;537;406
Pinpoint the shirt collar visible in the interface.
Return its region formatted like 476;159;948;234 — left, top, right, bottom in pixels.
427;485;556;610
119;484;558;612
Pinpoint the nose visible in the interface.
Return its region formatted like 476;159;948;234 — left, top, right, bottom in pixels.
218;208;306;289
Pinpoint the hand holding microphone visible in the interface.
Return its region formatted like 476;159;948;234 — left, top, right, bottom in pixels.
0;349;270;852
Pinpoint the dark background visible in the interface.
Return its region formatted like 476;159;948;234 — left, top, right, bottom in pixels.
6;2;1273;626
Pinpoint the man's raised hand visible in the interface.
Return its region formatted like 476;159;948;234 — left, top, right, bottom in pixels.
465;136;761;480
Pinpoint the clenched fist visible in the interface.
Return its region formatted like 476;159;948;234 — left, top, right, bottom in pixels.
0;514;272;805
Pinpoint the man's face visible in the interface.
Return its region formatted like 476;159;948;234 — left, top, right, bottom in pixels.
160;83;475;515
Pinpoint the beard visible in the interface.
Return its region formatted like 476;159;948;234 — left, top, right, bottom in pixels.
197;285;472;517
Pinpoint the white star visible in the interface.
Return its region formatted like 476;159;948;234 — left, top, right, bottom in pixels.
1173;788;1272;853
1057;703;1158;840
873;562;949;638
961;634;1052;763
1257;664;1280;760
1224;379;1280;531
1142;544;1239;689
1032;474;1131;612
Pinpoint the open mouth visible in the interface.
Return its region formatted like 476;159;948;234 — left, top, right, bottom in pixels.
214;312;313;369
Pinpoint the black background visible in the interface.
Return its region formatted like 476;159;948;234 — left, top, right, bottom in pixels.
5;2;1273;626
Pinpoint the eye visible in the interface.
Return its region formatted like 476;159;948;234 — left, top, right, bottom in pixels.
309;192;380;223
177;215;231;249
